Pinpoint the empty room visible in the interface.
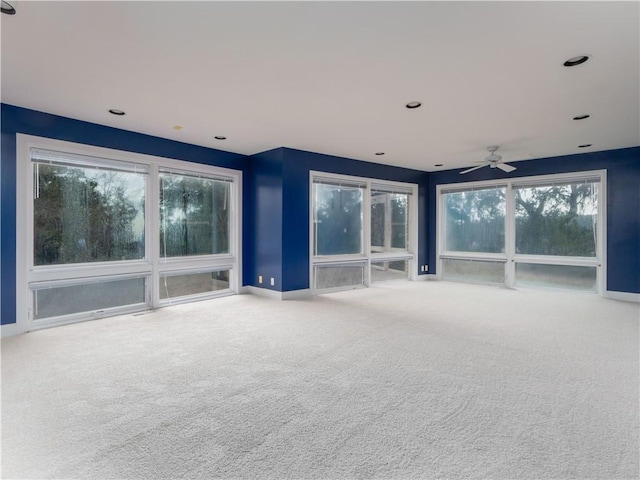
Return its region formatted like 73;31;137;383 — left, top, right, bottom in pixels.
1;1;638;479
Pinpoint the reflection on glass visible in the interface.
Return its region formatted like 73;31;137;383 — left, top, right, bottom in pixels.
314;184;363;255
371;192;408;253
444;187;506;253
515;182;598;257
160;270;230;300
33;164;146;265
315;263;365;290
160;173;230;257
516;263;597;291
371;260;408;282
442;258;505;283
33;277;146;319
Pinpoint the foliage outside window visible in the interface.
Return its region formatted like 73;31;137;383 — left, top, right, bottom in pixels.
34;163;145;265
25;141;240;327
515;182;598;257
312;175;415;293
371;191;409;253
444;187;506;253
314;183;363;256
159;172;230;257
439;173;603;293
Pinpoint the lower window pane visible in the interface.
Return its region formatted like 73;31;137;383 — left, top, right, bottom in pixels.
32;277;146;320
315;263;365;290
516;263;597;291
160;270;230;300
442;258;505;283
371;260;409;282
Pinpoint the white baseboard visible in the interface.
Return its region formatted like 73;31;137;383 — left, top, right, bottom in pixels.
1;323;23;338
415;274;438;281
243;286;312;300
282;289;312;300
604;290;640;303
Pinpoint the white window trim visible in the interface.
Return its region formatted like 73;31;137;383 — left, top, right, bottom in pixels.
309;171;418;293
436;169;607;294
16;134;242;332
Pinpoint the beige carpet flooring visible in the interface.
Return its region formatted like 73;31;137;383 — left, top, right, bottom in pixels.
1;281;638;479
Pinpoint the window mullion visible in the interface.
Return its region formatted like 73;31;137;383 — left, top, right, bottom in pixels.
363;181;371;257
504;181;516;287
149;164;160;308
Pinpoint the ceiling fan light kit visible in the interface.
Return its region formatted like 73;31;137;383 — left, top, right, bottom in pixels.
459;146;517;175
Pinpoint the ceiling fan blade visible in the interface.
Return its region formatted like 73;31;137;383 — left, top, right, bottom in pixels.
459;164;485;174
497;163;516;173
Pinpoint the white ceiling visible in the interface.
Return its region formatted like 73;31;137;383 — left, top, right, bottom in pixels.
2;1;639;172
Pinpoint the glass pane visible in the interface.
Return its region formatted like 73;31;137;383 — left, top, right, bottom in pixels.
32;277;146;320
159;270;230;300
315;263;365;290
314;184;363;255
391;196;408;249
371;201;385;250
444;187;505;253
160;173;230;257
516;263;597;291
34;163;145;265
442;258;505;283
515;182;598;256
371;260;409;282
371;192;409;253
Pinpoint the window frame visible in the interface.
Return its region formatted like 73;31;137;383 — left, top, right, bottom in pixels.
309;171;418;293
436;170;606;293
17;134;242;331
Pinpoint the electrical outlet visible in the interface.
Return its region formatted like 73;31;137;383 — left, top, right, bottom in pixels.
424;265;429;272
420;265;425;272
270;277;275;286
258;275;263;284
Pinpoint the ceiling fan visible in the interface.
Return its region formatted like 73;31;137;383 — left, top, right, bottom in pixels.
460;146;516;174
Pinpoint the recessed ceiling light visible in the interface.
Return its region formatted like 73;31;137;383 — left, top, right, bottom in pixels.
108;109;125;116
1;1;16;15
578;144;592;148
405;101;422;109
563;55;590;67
434;164;443;167
375;152;385;156
173;125;183;130
573;114;591;120
214;136;227;140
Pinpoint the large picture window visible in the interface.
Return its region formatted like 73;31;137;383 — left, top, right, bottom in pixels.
18;136;241;330
438;172;604;292
159;170;230;257
311;173;417;292
514;181;598;257
32;149;146;265
444;186;505;254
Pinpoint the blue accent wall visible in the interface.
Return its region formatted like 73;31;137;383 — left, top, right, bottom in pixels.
2;103;638;326
429;147;640;294
1;104;248;324
243;147;430;292
244;148;285;291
